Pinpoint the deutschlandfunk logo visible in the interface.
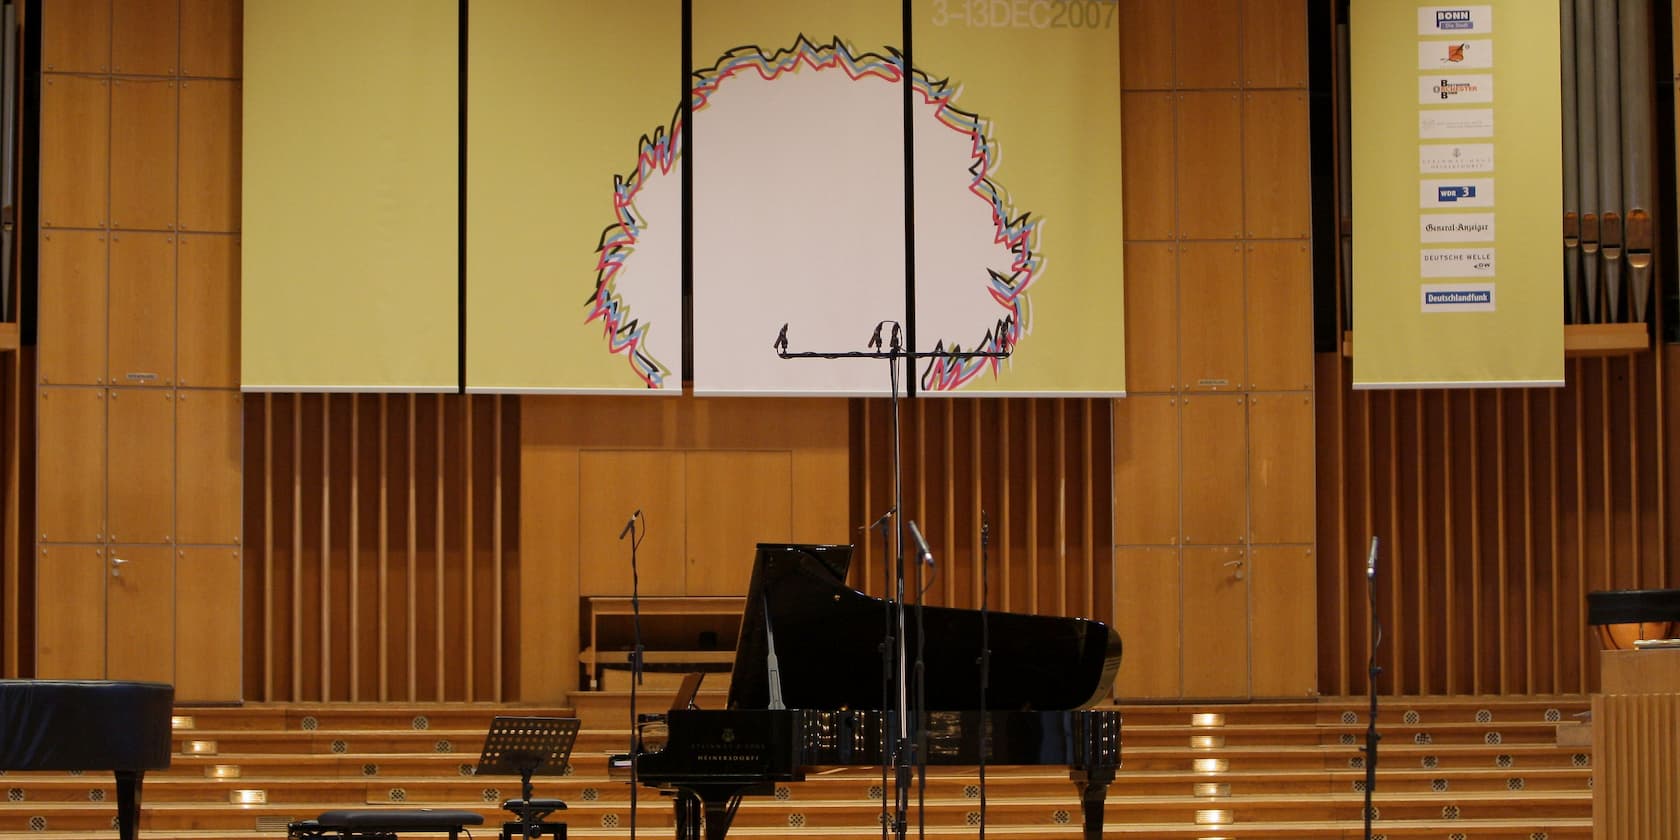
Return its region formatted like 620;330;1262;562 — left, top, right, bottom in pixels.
1421;283;1495;312
1436;9;1475;30
1426;290;1489;304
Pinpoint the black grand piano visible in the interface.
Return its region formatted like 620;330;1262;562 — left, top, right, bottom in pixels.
0;680;174;840
635;543;1122;839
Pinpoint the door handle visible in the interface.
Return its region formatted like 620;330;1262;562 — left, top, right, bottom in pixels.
111;557;127;578
1223;559;1245;580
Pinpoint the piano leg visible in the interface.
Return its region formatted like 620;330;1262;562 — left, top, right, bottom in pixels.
672;790;701;840
677;784;764;840
114;769;144;840
1073;768;1113;840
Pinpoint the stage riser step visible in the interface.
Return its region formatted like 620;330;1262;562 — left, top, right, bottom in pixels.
171;706;574;733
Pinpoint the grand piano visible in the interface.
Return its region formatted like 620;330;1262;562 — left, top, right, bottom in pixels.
0;680;174;840
635;543;1123;839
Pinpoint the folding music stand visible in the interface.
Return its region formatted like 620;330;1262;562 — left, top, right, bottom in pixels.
475;716;580;839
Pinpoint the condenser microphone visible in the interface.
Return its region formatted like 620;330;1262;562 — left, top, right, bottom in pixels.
1367;536;1379;581
620;509;642;540
907;520;934;567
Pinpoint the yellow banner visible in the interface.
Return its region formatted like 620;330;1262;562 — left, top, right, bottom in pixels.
1352;1;1563;388
467;0;682;393
243;0;459;391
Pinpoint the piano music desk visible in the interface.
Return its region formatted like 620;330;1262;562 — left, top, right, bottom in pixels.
583;596;742;690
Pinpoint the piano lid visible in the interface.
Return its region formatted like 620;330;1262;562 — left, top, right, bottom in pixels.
728;544;1121;712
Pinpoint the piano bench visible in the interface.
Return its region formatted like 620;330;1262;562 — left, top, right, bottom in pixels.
288;809;485;839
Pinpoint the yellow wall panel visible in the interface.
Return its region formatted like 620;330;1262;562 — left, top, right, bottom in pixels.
42;0;109;74
1243;90;1311;239
1176;92;1243;239
38;231;107;386
1113;394;1180;546
38;388;106;543
1121;93;1175;242
179;235;240;388
111;79;177;232
107;388;174;544
112;0;178;76
1248;393;1314;544
177;390;242;545
1123;243;1177;393
175;548;243;701
244;0;455;390
1179;242;1244;391
108;233;175;387
1246;241;1313;391
181;0;242;78
35;547;107;679
40;76;108;229
180;79;240;232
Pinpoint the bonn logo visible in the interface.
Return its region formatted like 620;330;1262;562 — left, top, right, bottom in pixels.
1436;9;1474;29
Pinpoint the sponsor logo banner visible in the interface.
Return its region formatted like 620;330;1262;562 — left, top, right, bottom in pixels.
1421;247;1496;277
1419;143;1494;173
1418;5;1493;34
1419;108;1493;138
1420;212;1495;242
1419;178;1494;207
1419;74;1493;103
1420;282;1496;312
1418;39;1494;68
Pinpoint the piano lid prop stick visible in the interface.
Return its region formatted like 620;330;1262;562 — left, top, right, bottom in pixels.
764;595;786;711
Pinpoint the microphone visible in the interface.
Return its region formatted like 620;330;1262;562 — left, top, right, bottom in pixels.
773;324;789;353
1367;536;1379;581
907;520;934;567
889;322;903;353
980;510;989;548
620;509;641;541
868;321;884;350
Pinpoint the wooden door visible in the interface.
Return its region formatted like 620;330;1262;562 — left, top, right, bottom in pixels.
684;450;792;596
35;546;107;678
106;545;175;684
1181;546;1250;698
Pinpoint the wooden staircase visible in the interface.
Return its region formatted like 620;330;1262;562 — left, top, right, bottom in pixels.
0;696;1592;838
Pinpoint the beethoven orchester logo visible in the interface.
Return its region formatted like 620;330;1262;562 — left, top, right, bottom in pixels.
1433;78;1478;99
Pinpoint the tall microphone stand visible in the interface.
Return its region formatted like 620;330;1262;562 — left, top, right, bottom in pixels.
861;509;896;840
620;511;646;840
1362;536;1382;840
776;322;1008;840
977;511;991;840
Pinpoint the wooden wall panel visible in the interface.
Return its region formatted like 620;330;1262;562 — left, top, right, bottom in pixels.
178;235;240;388
1249;393;1314;544
1123;243;1178;393
1243;91;1311;238
112;0;179;76
1242;0;1310;88
107;389;174;544
1113;547;1180;698
1119;0;1173;90
1174;0;1240;89
39;76;109;229
179;80;241;232
175;548;243;701
106;544;174;683
1180;395;1246;545
37;231;106;386
577;450;685;597
520;402;581;703
181;0;243;78
177;390;242;545
34;547;106;679
37;388;105;543
685;451;792;596
1249;545;1316;696
1181;546;1248;697
41;0;110;73
1176;93;1243;239
1179;242;1244;391
110;79;177;232
1120;93;1176;242
1245;241;1313;391
1113;395;1179;546
108;233;176;387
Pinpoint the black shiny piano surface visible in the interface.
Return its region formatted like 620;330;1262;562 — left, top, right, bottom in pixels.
0;680;174;840
636;544;1122;839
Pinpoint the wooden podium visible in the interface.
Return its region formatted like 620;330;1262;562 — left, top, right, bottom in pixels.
1593;648;1680;839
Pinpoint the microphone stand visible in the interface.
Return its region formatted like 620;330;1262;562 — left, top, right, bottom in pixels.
862;509;896;840
1362;538;1382;840
621;512;646;840
977;511;991;840
776;322;1008;840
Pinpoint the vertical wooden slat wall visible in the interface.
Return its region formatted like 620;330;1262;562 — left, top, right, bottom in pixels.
1318;350;1677;696
242;393;519;702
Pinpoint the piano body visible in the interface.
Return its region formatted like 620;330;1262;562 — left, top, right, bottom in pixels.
635;543;1123;840
0;680;174;840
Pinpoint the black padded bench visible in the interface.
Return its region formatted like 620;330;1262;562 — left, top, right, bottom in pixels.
288;809;485;839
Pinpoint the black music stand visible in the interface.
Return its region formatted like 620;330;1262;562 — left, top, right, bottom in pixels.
475;716;580;839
